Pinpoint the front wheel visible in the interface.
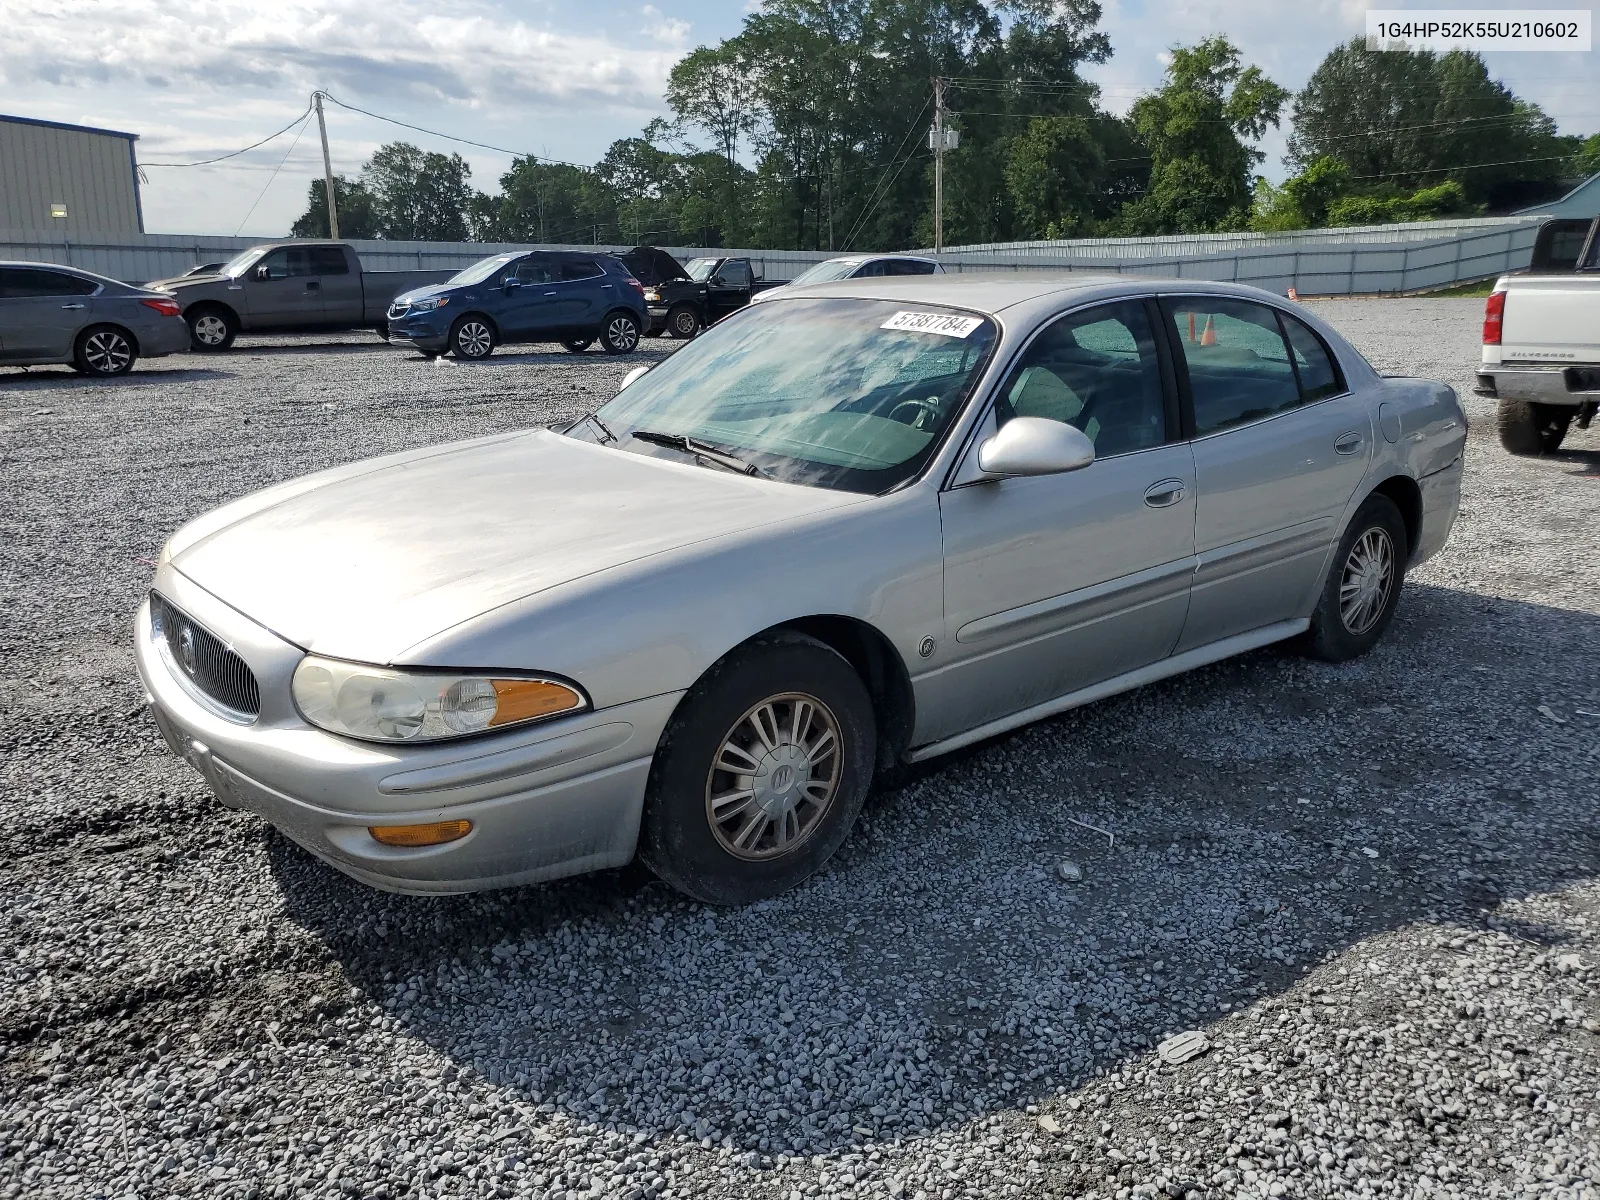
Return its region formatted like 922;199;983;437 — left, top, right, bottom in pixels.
186;306;236;352
639;633;876;905
74;326;136;377
600;311;641;355
1302;494;1407;662
666;304;700;339
562;337;593;354
1498;400;1571;456
450;317;496;360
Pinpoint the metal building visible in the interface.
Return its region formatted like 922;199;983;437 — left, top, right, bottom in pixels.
0;114;144;235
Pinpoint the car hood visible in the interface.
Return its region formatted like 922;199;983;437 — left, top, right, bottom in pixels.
395;282;455;305
169;429;862;664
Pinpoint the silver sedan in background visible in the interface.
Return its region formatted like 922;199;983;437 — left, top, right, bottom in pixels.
137;275;1466;904
0;262;189;375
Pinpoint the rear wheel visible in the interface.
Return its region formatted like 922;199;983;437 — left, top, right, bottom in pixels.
1498;400;1571;455
562;337;593;353
1302;494;1407;662
639;633;876;905
186;305;236;352
600;311;641;355
450;317;496;360
666;304;700;339
74;325;136;377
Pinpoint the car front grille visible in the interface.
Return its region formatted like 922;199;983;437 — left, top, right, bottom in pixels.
150;592;261;719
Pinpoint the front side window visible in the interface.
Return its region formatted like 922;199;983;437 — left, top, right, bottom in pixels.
257;248;312;279
578;297;998;494
514;259;556;285
996;300;1169;457
0;268;97;297
1165;298;1301;435
719;261;753;288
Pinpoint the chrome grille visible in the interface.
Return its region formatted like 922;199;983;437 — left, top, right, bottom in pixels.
150;593;261;719
387;300;410;319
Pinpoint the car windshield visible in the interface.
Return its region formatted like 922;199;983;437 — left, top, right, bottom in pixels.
221;247;267;277
579;297;998;494
447;253;521;286
787;258;864;286
685;258;719;282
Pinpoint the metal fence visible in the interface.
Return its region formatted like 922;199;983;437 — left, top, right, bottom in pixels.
0;215;1546;296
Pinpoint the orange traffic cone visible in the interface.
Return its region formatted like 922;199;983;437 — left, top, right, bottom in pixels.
1187;312;1197;344
1200;315;1217;346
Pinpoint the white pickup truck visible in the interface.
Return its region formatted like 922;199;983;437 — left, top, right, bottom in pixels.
1478;216;1600;454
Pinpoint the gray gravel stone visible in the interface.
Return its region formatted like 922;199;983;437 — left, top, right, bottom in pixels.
1;306;1597;1199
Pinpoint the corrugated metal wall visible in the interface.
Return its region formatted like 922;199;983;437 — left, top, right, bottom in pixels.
0;119;143;235
0;216;1545;295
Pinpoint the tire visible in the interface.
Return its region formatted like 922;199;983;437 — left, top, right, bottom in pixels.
186;305;236;352
666;304;700;339
1498;400;1571;456
450;316;496;360
639;632;877;905
375;321;390;340
562;337;593;353
73;325;136;377
599;311;642;355
1302;494;1408;663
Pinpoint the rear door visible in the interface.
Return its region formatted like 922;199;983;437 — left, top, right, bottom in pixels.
1162;296;1372;651
312;246;362;325
549;258;610;328
0;267;98;359
245;247;321;325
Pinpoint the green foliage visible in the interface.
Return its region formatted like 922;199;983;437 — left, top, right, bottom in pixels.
1250;155;1351;231
361;144;476;241
289;175;382;239
1117;37;1288;235
1004;116;1104;238
1574;133;1600;181
1326;179;1474;226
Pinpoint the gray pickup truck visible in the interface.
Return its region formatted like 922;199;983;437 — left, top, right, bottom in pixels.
148;241;454;351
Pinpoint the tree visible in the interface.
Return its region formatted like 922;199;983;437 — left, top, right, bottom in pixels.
1118;37;1288;234
362;143;477;242
1250;155;1351;231
492;158;618;244
1289;39;1573;211
288;175;382;239
667;42;757;166
1573;133;1600;181
1004;116;1105;238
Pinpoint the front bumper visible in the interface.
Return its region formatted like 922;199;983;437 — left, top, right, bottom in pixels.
134;567;680;894
385;323;449;353
1476;365;1600;406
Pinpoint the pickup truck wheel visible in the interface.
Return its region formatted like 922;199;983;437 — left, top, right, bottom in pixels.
449;317;496;360
73;325;137;377
1498;400;1571;455
1301;494;1407;663
186;306;236;352
562;337;593;353
666;304;701;339
639;632;876;905
600;312;641;355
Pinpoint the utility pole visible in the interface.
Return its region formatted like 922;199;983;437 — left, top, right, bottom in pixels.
314;91;340;240
932;77;944;255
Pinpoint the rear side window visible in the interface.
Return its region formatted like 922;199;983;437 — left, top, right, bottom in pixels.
1280;314;1344;401
558;259;604;281
308;247;350;275
902;260;939;275
1165;299;1301;435
0;268;97;297
996;299;1169;457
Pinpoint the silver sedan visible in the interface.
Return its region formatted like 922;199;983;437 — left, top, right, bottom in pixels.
137;275;1467;904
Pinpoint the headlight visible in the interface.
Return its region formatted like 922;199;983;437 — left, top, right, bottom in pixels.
643;289;660;302
410;296;449;312
291;656;586;744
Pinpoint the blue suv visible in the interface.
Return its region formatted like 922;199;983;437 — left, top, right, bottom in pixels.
385;251;647;359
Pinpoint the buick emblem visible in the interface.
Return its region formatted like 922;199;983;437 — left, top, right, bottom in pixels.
176;624;198;676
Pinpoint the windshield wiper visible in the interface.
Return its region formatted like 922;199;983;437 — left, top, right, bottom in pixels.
572;410;616;443
627;429;770;478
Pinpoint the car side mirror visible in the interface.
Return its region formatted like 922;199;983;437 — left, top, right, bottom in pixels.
976;417;1095;477
618;364;651;392
503;277;521;290
253;264;271;281
709;275;726;287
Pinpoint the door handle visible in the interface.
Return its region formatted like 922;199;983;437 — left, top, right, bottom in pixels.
1144;479;1186;508
60;303;86;310
601;283;614;289
305;281;320;291
543;291;557;297
1334;432;1364;454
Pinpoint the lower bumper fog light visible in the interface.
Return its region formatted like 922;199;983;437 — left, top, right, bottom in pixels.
368;819;473;848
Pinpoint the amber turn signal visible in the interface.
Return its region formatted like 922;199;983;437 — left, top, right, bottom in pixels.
368;819;473;848
489;678;584;726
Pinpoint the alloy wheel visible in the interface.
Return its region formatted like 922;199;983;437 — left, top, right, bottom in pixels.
456;321;493;358
83;331;132;374
192;314;228;346
704;692;841;861
1338;527;1395;635
607;316;640;352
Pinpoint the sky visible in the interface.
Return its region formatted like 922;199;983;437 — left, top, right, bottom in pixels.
0;0;1594;238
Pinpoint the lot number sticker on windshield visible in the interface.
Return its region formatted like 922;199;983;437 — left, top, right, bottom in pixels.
881;311;985;338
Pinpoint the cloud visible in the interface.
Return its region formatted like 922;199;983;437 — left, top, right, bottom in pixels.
0;0;687;113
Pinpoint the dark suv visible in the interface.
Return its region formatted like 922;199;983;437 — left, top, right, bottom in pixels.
385;251;647;358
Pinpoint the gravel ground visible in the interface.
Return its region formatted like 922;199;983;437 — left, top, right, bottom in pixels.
1;301;1597;1200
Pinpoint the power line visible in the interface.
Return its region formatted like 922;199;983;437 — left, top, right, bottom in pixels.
141;103;313;167
318;91;592;170
1348;153;1574;181
234;110;313;235
839;95;933;252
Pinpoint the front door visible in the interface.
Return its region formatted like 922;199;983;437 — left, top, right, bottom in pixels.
926;298;1197;742
706;260;752;322
246;247;322;326
0;267;98;359
495;257;558;339
1161;297;1373;651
